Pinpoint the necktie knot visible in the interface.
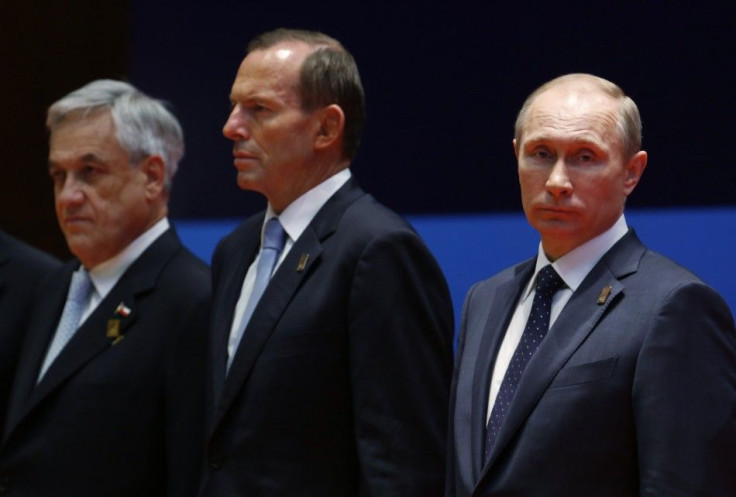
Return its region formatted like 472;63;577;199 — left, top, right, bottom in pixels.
69;269;93;304
535;264;565;296
263;217;286;252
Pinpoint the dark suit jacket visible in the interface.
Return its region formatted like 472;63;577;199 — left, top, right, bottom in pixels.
200;179;454;497
447;230;736;497
0;228;210;497
0;231;60;432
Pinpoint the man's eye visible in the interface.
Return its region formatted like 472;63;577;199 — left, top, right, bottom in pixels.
531;149;551;160
79;165;102;181
50;170;65;184
577;151;596;163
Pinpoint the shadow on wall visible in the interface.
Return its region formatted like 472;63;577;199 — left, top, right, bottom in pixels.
176;207;736;328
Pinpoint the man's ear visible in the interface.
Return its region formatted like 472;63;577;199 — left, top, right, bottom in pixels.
623;150;647;196
314;104;345;151
140;155;167;200
513;138;520;159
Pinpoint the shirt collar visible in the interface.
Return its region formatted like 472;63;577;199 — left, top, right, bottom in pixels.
263;169;351;244
526;214;629;297
87;217;170;299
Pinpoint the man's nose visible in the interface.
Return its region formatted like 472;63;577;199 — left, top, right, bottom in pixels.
56;174;85;206
223;106;249;141
545;159;572;197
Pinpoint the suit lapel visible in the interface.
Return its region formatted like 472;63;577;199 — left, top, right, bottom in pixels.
469;262;532;480
29;290;142;405
210;222;260;405
213;230;323;424
0;248;8;293
211;179;365;432
481;231;645;475
6;230;181;436
4;266;71;436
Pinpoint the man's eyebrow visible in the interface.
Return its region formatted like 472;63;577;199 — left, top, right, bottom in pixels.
48;153;104;168
80;153;103;162
524;135;603;147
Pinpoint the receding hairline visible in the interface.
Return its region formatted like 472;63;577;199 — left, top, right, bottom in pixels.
246;28;345;54
47;106;113;132
517;74;622;131
515;73;642;157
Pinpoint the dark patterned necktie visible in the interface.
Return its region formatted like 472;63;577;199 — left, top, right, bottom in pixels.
484;265;565;461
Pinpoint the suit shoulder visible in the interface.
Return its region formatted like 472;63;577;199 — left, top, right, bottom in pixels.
156;245;211;301
0;231;61;281
470;260;531;296
214;213;263;255
339;194;417;239
626;248;733;314
631;248;715;291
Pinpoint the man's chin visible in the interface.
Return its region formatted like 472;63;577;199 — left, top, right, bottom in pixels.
65;235;93;258
534;217;575;231
236;174;262;192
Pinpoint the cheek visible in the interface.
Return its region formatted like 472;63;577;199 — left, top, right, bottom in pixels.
519;168;545;194
586;175;623;201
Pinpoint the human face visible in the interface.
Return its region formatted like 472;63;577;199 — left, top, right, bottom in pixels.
223;41;323;212
515;84;646;260
49;111;154;268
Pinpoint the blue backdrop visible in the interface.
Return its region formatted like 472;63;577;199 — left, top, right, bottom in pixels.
176;207;736;328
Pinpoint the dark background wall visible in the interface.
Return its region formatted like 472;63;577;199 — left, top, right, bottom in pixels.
128;1;736;220
2;1;734;257
1;1;129;258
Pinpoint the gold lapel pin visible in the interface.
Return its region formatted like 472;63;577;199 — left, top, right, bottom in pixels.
106;319;124;345
597;285;613;305
296;253;310;272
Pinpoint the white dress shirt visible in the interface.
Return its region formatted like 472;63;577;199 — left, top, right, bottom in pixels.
81;217;170;324
227;169;352;361
486;215;629;422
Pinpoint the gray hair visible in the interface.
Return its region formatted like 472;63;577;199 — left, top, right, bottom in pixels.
46;79;184;192
514;73;642;159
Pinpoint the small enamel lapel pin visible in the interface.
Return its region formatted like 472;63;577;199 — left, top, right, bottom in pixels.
597;285;613;305
297;253;310;272
107;301;132;345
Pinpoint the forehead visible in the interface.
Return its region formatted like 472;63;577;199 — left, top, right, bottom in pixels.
522;85;622;147
49;110;126;162
230;41;313;105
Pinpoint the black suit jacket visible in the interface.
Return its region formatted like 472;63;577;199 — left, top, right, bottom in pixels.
0;231;60;432
447;230;736;496
0;228;211;497
200;179;454;497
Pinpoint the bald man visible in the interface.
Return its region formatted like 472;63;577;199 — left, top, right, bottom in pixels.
447;74;736;496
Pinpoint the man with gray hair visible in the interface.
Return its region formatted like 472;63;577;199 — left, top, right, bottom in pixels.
0;79;210;497
446;73;736;496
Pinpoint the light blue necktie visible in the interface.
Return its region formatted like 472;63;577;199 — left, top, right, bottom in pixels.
38;268;93;382
227;217;286;372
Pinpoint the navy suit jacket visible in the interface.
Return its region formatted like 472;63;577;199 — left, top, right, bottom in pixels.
0;229;210;497
200;179;454;497
0;231;60;432
447;230;736;496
